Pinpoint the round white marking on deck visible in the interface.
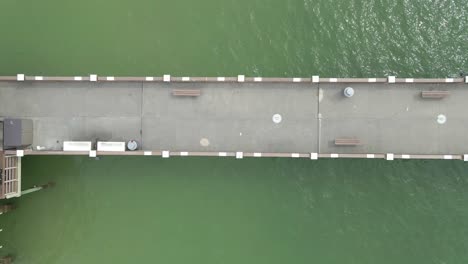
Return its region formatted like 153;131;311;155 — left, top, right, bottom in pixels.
344;87;354;97
272;114;282;124
437;114;447;124
200;138;210;147
239;132;242;136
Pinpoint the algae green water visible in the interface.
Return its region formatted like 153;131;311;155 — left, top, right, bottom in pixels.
1;0;468;263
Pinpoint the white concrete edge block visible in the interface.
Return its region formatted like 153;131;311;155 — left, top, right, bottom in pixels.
405;78;414;83
388;76;396;83
236;152;243;159
291;153;300;158
218;152;227;157
89;150;97;157
163;75;171;82
144;151;152;156
90;74;97;82
74;76;83;81
465;76;468;83
254;152;262;157
217;77;225;82
310;153;318;160
17;74;25;81
368;78;377;83
464;154;468;161
366;154;375;159
443;155;453;160
16;150;24;157
312;76;320;83
331;153;339;158
254;77;262;82
445;78;454;83
35;76;43;81
180;151;189;156
106;76;115;81
162;150;170;158
386;153;394;160
330;78;338;83
145;77;154;81
402;154;410;159
237;75;245;82
293;78;301;83
182;77;190;81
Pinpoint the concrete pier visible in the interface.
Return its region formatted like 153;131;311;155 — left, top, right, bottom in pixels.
0;76;467;160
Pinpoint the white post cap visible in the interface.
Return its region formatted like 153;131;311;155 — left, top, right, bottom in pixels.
386;153;394;160
310;153;318;160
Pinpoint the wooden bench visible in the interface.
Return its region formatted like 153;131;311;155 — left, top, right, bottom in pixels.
172;89;201;97
335;138;361;146
421;91;449;99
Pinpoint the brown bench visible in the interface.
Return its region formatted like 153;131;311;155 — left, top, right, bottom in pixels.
421;91;449;99
335;138;361;146
172;89;201;97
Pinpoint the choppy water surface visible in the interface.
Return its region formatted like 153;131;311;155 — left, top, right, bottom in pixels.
1;0;468;263
1;157;468;263
0;0;466;77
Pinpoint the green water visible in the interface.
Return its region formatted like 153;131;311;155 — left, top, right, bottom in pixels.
1;0;468;263
1;157;468;263
0;0;467;77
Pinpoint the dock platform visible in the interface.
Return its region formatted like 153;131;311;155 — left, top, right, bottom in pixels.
1;75;467;161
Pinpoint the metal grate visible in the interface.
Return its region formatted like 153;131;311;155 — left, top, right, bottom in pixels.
1;154;20;199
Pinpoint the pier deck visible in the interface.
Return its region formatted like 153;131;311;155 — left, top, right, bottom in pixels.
0;77;467;158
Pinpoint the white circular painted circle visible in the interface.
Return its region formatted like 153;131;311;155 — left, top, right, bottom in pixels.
437;114;447;124
272;114;282;124
200;138;210;147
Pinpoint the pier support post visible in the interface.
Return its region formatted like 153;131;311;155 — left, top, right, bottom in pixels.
163;75;171;82
0;255;14;264
312;76;319;83
0;204;16;215
386;153;394;160
388;76;395;83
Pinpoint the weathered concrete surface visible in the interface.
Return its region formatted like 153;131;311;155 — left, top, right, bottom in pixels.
0;82;318;152
319;83;467;155
1;80;466;155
